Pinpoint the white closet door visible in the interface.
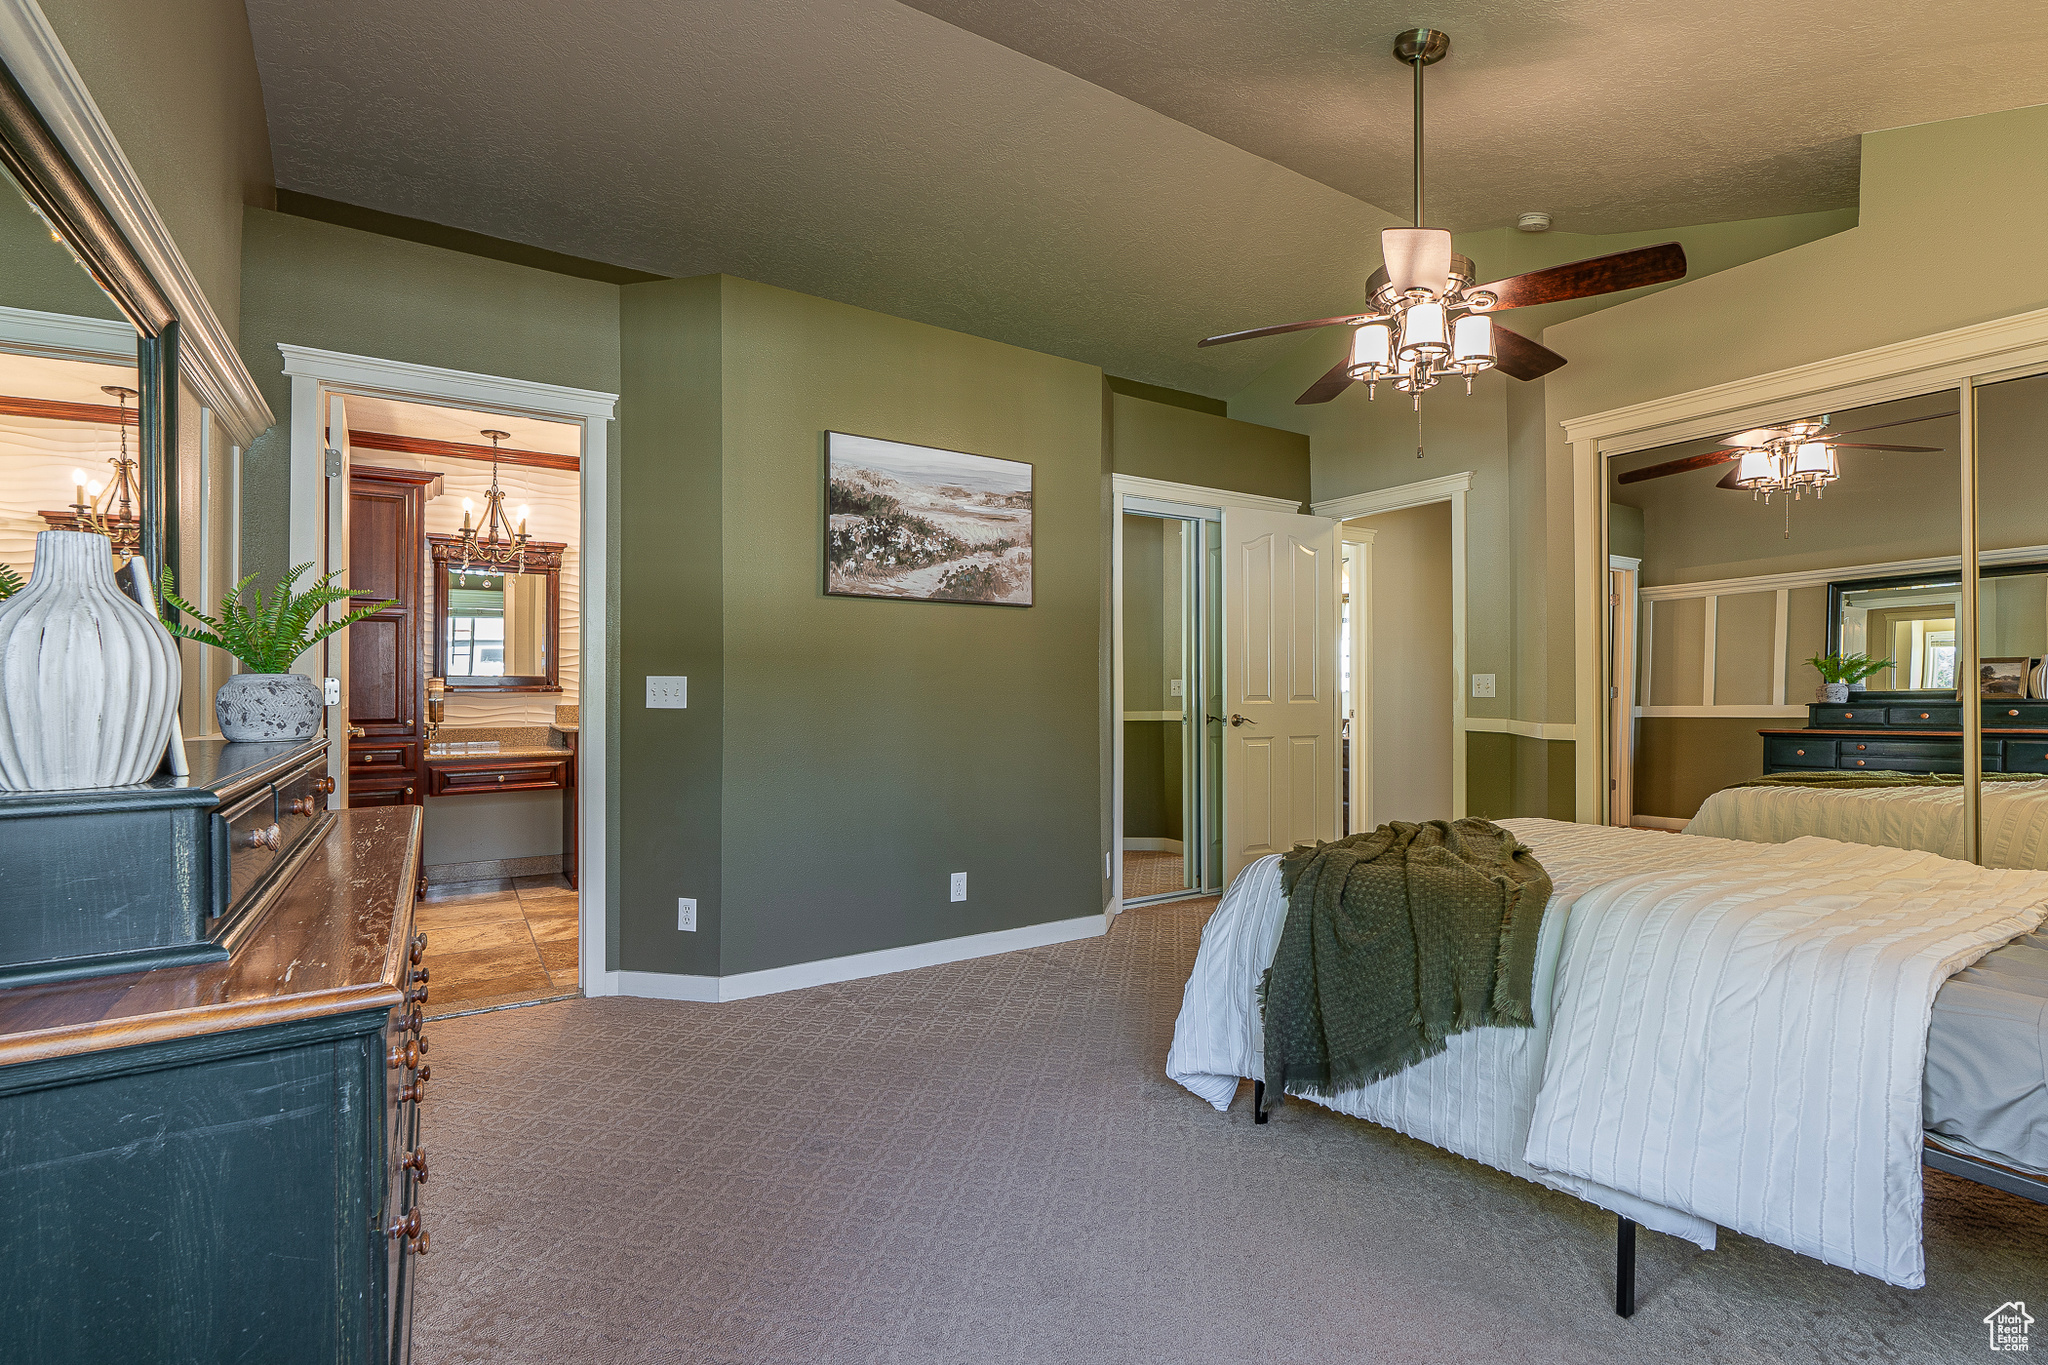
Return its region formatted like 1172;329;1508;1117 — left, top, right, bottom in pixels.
1222;505;1340;883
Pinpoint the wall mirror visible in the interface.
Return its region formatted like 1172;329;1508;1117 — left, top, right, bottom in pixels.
429;535;563;692
0;62;177;594
1828;563;2048;693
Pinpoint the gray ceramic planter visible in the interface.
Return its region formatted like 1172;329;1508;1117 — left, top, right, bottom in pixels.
216;673;322;742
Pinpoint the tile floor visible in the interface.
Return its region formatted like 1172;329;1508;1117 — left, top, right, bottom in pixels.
416;874;580;1018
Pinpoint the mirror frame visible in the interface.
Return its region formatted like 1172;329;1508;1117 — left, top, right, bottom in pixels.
427;534;565;694
0;59;178;585
1824;560;2048;683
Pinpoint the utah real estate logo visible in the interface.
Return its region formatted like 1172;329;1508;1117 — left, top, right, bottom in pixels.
1985;1301;2034;1352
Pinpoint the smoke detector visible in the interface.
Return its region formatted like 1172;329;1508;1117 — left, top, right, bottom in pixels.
1516;212;1553;233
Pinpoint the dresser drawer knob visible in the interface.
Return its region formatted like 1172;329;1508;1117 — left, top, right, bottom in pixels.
242;823;281;851
386;1210;420;1241
400;1079;428;1104
1857;744;1866;750
2011;710;2021;717
1844;712;1855;719
316;775;337;795
406;1009;424;1036
406;984;430;1006
1795;749;1805;756
401;1147;430;1182
496;773;507;784
413;1227;430;1257
410;932;428;963
1856;760;1866;766
288;795;317;816
388;1038;421;1070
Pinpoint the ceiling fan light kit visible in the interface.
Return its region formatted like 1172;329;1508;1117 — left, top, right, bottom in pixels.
1196;29;1689;408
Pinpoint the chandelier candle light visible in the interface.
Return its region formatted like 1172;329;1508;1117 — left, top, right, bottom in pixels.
456;429;531;573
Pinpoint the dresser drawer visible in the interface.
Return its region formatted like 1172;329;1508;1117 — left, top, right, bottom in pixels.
272;757;333;855
429;758;568;796
215;785;281;912
2001;741;2048;773
1810;705;1884;727
1986;704;2048;728
1838;740;1961;771
351;741;418;771
1887;705;1959;727
1766;737;1835;769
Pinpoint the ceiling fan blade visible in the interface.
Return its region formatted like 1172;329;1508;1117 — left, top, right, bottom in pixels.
1474;242;1687;312
1822;411;1957;437
1295;357;1356;406
1614;449;1745;485
1197;314;1372;348
1382;227;1455;297
1825;442;1944;452
1493;324;1568;381
1715;467;1748;490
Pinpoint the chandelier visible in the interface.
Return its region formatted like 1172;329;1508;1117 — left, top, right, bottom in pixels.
50;385;142;554
1729;424;1839;502
1343;30;1497;405
456;429;531;572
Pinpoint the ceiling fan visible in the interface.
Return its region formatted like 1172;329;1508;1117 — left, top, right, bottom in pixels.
1197;28;1689;407
1613;411;1952;501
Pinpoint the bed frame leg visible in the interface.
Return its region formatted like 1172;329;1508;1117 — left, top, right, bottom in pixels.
1252;1079;1268;1123
1615;1216;1636;1318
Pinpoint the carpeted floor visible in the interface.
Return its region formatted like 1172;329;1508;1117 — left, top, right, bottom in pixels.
1120;848;1187;900
414;898;2047;1364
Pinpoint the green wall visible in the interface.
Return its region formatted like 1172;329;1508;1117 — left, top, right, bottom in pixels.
237;208;622;589
1110;392;1307;503
1465;734;1575;823
39;0;274;341
1634;718;1767;821
0;185;126;321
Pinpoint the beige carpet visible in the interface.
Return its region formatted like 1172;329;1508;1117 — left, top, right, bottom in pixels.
1120;848;1186;900
414;898;2048;1364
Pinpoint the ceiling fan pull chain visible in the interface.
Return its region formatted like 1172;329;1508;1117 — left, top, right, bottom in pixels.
1416;405;1425;460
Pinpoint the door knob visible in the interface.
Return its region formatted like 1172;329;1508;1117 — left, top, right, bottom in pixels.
1229;714;1253;727
347;725;366;738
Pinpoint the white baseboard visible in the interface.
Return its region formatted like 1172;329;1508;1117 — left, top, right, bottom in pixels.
1121;838;1184;853
1630;815;1691;832
586;913;1108;1003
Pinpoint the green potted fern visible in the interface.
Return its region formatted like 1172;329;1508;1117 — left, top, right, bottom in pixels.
159;563;392;742
1805;651;1892;704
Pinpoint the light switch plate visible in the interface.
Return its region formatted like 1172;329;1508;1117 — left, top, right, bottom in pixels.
950;872;967;902
1471;673;1497;699
678;897;697;931
646;676;688;708
1169;679;1184;697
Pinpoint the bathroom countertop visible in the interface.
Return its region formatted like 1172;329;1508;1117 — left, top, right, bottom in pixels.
424;725;574;763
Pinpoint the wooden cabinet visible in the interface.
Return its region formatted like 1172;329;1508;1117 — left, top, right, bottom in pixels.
0;807;431;1362
1762;696;2048;774
349;467;441;806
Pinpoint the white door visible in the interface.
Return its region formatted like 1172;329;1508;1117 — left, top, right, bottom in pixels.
1222;506;1341;883
320;393;351;804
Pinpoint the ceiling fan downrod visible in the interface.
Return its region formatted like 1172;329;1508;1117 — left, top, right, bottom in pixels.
1393;28;1450;229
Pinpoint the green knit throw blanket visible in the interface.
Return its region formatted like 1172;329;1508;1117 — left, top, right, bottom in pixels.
1261;819;1553;1108
1730;769;2048;790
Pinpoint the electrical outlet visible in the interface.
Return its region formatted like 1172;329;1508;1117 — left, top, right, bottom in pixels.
950;872;967;902
1471;673;1497;699
646;676;688;709
677;897;697;932
1169;679;1184;697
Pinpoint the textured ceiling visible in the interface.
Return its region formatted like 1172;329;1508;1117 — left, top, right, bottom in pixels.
899;0;2048;234
242;0;2048;397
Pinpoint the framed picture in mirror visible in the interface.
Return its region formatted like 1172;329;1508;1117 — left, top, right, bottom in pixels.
1980;656;2032;699
428;534;564;692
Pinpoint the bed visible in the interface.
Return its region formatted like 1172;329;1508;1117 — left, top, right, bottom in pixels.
1686;773;2048;868
1166;818;2048;1311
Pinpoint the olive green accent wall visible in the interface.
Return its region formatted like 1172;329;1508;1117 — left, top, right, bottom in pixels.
236;208;622;590
1608;504;1644;562
666;275;1106;976
1464;734;1576;823
1109;393;1307;503
275;190;668;286
0;183;125;320
1633;718;1767;821
39;0;274;341
617;276;724;975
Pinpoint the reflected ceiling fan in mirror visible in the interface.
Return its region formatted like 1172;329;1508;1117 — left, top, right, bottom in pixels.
1196;28;1689;408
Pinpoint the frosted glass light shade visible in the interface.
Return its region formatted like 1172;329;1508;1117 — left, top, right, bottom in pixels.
1733;449;1777;488
1349;322;1393;375
1398;301;1448;358
1452;314;1495;365
1791;441;1835;482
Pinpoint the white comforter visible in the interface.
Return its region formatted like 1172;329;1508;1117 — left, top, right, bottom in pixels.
1687;777;2048;869
1166;819;2048;1287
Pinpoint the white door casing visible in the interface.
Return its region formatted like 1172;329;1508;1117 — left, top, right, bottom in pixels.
322;393;351;804
1222;505;1341;883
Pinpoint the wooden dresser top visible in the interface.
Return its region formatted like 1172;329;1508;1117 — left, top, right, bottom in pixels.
0;806;421;1068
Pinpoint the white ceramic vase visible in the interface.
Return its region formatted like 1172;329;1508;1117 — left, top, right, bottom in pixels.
0;530;181;790
1822;682;1850;704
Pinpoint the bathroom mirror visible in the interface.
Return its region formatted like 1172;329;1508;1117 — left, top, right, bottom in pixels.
430;535;563;691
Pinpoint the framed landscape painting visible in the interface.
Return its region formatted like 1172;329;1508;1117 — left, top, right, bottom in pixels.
825;431;1033;606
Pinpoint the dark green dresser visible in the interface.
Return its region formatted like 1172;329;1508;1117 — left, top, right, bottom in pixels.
1760;693;2048;773
0;803;432;1364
